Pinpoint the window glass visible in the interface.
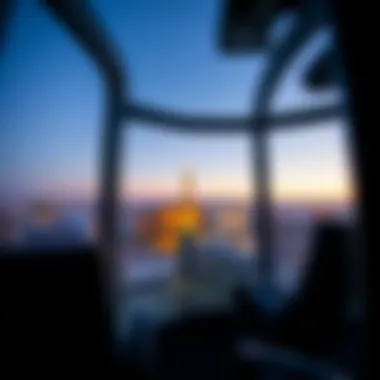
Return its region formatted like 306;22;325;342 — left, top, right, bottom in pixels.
0;2;102;248
269;122;355;295
116;124;254;333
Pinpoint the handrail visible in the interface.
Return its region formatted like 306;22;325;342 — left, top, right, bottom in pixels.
126;103;343;132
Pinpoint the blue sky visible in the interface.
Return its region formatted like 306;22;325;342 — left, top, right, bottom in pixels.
0;0;351;203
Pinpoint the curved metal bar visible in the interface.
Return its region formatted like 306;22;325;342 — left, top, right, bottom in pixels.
41;0;126;340
126;103;343;132
125;103;248;131
252;3;328;285
42;0;124;93
254;8;325;114
41;1;126;248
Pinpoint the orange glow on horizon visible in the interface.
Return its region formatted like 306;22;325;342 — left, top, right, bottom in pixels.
124;182;353;204
44;176;354;205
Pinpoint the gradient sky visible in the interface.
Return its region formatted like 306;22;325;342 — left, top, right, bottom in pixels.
0;0;352;203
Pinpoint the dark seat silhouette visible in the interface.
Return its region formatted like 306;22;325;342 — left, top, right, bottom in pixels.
0;246;111;373
154;311;236;380
152;221;350;379
235;220;350;358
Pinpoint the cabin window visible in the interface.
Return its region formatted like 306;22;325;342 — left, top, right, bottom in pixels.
269;121;355;295
0;2;102;249
115;123;255;328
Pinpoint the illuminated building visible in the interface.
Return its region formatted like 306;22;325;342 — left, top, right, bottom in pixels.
30;200;60;227
137;171;203;255
212;207;254;254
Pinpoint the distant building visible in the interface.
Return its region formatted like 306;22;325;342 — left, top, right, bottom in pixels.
0;207;19;244
212;207;253;253
22;200;87;246
136;171;204;255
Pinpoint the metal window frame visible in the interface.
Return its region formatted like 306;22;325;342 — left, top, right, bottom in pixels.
0;0;14;51
41;0;342;294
